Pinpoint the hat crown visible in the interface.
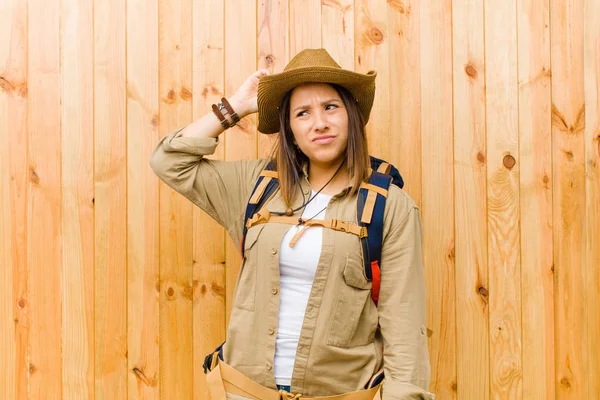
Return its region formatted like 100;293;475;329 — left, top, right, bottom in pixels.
283;48;341;72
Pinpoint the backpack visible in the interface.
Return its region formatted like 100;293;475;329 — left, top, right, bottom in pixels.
241;155;404;306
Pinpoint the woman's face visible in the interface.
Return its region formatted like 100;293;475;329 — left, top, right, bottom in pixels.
288;83;349;168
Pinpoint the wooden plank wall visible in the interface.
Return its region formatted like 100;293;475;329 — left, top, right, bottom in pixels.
0;0;599;399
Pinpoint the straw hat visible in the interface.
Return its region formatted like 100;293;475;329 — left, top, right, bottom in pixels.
257;48;377;134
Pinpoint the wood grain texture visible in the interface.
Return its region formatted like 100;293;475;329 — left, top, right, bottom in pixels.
27;0;62;397
551;0;586;397
517;0;555;398
290;0;322;55
0;1;28;398
485;0;523;398
257;0;288;152
420;0;456;396
158;0;194;397
127;0;160;398
322;0;354;70
583;0;600;395
452;0;489;397
94;0;127;397
224;0;257;326
192;0;226;398
60;0;95;397
355;0;389;162
388;0;421;207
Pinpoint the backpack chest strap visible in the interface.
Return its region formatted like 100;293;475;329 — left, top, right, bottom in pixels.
246;208;367;247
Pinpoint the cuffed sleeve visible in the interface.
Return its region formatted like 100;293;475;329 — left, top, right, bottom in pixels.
149;128;268;244
378;198;435;400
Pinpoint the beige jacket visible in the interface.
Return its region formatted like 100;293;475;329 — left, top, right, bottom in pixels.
150;129;434;400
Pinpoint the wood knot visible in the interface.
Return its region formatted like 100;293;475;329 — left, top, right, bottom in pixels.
562;149;574;161
543;175;549;184
166;285;175;298
164;89;176;104
175;44;180;50
29;363;37;374
30;169;40;184
132;366;157;387
182;284;194;301
503;154;516;169
451;381;457;392
91;198;95;205
478;286;489;297
265;54;275;67
426;328;433;337
200;284;207;296
19;84;28;98
447;246;455;262
180;87;192;101
155;279;160;293
560;377;571;388
211;282;226;298
465;64;477;79
151;115;159;127
369;27;384;44
388;0;409;14
18;298;26;308
477;151;485;164
0;76;15;93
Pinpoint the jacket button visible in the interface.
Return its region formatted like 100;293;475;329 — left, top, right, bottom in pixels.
271;287;278;295
268;328;275;335
266;363;272;370
270;248;277;255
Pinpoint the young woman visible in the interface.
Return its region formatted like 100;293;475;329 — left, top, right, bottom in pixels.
150;48;433;400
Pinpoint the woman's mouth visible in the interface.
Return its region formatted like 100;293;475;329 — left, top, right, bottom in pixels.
312;135;336;144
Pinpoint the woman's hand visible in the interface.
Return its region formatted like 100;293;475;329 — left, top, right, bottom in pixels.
229;69;270;118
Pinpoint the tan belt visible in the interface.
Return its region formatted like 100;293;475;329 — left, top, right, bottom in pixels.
207;357;382;400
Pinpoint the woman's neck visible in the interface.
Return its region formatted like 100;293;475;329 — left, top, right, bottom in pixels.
307;159;349;195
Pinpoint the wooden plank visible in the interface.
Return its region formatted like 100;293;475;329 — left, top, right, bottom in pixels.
158;0;194;397
419;0;456;396
485;0;523;398
27;0;62;397
322;0;353;70
289;0;321;56
224;0;257;326
60;0;95;397
388;0;421;207
94;0;128;397
257;0;288;153
517;0;554;398
355;0;389;161
452;0;489;397
192;1;226;398
550;0;586;397
583;0;600;396
127;0;160;397
0;1;28;398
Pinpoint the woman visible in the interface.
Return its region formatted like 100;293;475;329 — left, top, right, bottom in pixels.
150;48;433;400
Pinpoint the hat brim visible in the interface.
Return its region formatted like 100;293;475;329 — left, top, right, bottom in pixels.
257;67;377;134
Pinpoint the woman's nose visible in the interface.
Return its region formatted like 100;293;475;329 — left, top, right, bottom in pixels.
313;111;329;131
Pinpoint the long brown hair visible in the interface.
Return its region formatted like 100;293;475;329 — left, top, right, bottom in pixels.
270;83;370;208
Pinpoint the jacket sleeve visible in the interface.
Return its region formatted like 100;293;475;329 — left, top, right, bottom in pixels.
378;195;435;400
149;127;268;244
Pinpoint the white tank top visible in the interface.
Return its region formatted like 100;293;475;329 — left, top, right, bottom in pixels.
274;190;332;386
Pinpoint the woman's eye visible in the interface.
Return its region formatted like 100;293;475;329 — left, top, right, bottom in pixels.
297;110;307;117
325;104;338;110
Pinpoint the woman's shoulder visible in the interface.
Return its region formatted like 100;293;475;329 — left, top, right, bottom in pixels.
384;183;419;223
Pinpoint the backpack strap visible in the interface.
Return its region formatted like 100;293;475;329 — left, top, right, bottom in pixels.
358;171;393;306
241;162;279;256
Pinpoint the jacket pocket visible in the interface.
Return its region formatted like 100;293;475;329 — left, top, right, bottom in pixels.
232;225;264;311
327;255;375;348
